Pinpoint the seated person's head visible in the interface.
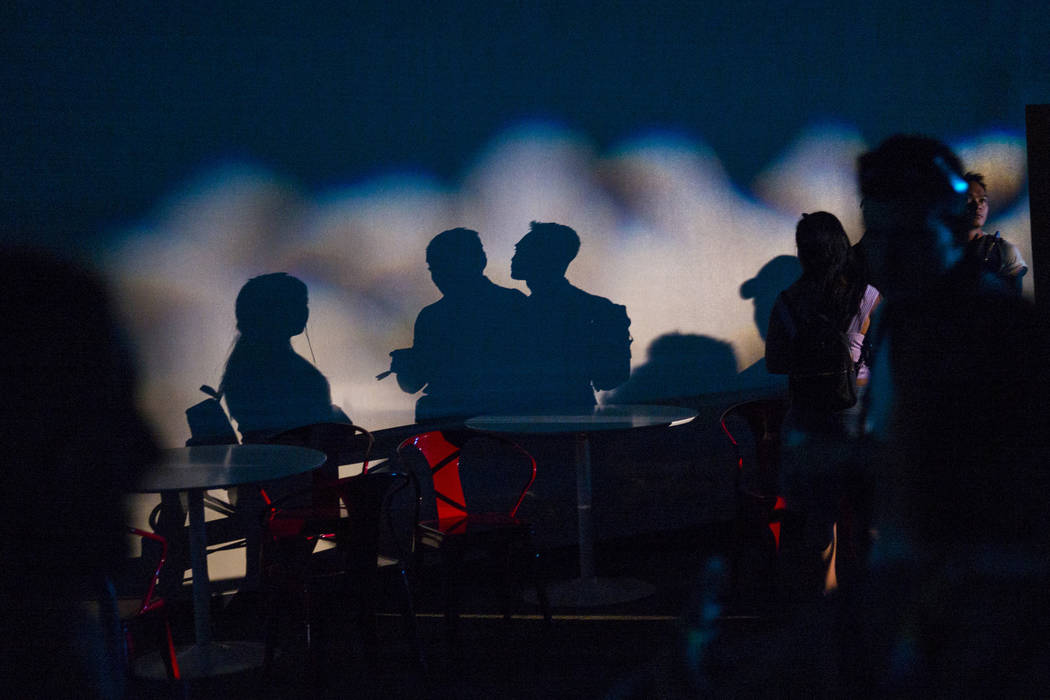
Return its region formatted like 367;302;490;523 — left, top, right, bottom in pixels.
857;134;969;299
511;221;580;282
425;228;487;295
235;272;309;340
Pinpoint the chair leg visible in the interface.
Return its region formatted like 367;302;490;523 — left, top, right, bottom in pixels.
440;548;462;647
356;576;380;666
302;584;313;651
730;493;778;612
395;566;427;676
501;545;515;621
531;549;552;626
263;587;278;674
411;532;425;592
161;618;180;681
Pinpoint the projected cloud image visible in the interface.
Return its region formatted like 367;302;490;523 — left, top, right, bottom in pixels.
103;123;1031;447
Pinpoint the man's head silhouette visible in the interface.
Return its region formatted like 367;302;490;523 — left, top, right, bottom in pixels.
426;227;487;296
511;221;580;284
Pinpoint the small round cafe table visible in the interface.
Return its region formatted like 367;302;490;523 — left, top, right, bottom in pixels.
131;443;325;678
466;404;697;607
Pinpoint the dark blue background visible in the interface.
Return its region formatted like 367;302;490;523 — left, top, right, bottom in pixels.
5;2;1049;244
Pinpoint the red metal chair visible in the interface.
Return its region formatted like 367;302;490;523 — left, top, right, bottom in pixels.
265;421;376;475
118;528;181;681
264;421;377;520
260;469;423;675
396;430;551;642
719;398;790;603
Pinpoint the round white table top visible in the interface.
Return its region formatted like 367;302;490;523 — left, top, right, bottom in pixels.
464;404;697;435
134;443;326;493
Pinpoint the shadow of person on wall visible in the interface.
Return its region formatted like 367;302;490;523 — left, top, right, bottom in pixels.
2;247;159;698
510;221;632;410
736;255;800;391
607;332;739;405
215;272;348;591
220;272;347;443
386;227;530;424
596;333;743;538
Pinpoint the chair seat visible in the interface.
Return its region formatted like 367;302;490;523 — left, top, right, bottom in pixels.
261;470;423;674
267;504;348;539
399;430;551;640
418;513;532;544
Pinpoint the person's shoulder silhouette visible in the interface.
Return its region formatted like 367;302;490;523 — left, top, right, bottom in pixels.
510;221;631;409
388;228;529;422
219;272;339;442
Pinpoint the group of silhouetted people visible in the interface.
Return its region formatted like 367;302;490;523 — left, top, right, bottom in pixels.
5;134;1046;697
388;221;632;422
178;222;634;595
657;134;1048;698
214;221;632;434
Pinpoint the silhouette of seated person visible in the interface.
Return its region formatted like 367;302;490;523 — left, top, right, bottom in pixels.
509;221;632;410
388;227;529;422
2;248;158;697
218;272;349;589
220;272;347;443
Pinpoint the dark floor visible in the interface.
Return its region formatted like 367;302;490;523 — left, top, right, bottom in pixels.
126;521;773;699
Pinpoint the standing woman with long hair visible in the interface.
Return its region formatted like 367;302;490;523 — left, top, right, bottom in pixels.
767;212;878;432
765;212;880;598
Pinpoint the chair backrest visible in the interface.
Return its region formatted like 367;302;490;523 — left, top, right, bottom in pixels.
719;398;788;495
719;398;789;550
265;421;375;512
332;471;408;557
266;421;375;476
396;430;537;522
112;528;180;681
124;527;168;615
264;470;411;570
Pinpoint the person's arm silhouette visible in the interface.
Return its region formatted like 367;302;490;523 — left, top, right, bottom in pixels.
389;346;426;393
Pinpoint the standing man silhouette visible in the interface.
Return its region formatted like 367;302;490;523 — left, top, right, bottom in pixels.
389;228;530;422
510;221;632;409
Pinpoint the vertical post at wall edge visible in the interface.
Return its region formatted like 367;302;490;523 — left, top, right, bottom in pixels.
1024;104;1050;325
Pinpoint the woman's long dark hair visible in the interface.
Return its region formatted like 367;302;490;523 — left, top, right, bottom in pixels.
795;212;866;327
